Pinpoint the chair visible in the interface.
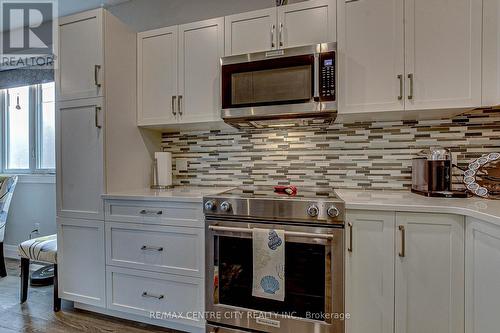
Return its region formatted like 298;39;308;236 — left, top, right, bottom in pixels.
0;176;18;278
18;234;60;312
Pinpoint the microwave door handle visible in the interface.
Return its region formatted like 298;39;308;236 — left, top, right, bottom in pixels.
314;53;320;99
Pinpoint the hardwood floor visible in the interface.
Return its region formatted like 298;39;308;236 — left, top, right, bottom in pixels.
0;258;181;333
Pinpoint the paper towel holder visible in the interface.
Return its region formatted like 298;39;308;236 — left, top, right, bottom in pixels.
151;158;174;190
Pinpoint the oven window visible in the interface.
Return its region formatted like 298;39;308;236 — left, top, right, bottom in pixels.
214;236;326;319
222;55;315;109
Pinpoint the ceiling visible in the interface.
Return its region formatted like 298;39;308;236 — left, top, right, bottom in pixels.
58;0;131;17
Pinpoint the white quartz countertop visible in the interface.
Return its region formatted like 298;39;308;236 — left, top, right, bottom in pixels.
336;189;500;226
102;186;234;203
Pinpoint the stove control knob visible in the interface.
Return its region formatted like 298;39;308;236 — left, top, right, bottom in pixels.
204;200;216;211
220;201;232;212
327;206;340;218
307;205;319;217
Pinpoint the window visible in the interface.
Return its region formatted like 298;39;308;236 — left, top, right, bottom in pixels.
1;82;55;173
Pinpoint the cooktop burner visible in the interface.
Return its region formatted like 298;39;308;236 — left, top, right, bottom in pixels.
203;186;345;225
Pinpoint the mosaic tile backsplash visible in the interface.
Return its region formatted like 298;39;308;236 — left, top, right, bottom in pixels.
161;109;500;190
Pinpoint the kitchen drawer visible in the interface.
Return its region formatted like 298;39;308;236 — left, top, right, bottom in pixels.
105;222;203;277
104;199;203;227
106;267;204;328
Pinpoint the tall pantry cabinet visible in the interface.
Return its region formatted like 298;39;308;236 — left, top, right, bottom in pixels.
56;9;157;306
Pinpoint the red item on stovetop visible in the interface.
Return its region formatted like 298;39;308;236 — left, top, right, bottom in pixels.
274;185;297;196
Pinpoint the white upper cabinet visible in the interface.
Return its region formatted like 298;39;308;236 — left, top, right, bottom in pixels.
466;218;500;333
56;98;104;220
395;212;464;333
137;27;178;126
345;210;395;333
225;8;277;56
137;18;223;126
404;0;482;111
278;0;335;49
178;18;224;123
338;0;482;117
482;0;500;107
58;9;104;101
225;0;336;56
337;0;404;114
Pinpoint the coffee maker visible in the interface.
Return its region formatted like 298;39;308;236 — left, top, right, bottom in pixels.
411;147;467;198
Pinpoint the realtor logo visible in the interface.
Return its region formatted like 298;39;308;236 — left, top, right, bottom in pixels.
0;0;57;69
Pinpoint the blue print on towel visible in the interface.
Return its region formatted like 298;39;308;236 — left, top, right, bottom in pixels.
260;275;280;294
268;230;282;250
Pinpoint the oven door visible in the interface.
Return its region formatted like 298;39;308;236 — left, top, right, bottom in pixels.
205;219;344;333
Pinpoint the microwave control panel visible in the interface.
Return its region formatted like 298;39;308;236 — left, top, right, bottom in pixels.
319;51;335;101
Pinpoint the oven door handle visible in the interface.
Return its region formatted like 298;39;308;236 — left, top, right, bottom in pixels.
208;225;334;240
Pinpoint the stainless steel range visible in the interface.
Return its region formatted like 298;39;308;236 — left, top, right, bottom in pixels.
204;187;345;333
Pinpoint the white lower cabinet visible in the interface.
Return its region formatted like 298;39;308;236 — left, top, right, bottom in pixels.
106;266;204;328
395;212;464;333
57;218;106;307
346;211;465;333
106;222;204;277
466;218;500;333
345;210;395;333
102;199;205;332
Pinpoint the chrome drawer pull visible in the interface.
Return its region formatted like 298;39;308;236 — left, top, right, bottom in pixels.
141;245;164;252
142;291;164;300
139;209;163;215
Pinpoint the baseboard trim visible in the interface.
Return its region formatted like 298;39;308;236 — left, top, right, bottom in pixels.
75;302;204;333
3;244;19;259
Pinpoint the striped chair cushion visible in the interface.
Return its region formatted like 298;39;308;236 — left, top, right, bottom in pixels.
18;234;57;264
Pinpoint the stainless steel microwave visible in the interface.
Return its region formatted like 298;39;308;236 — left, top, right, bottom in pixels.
220;42;337;128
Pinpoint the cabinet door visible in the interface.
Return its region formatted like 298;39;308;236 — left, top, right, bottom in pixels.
57;218;105;307
58;9;104;101
278;0;336;49
56;98;104;220
466;218;500;333
482;0;500;107
178;18;224;123
404;0;482;111
395;213;464;333
137;26;178;126
345;210;395;333
337;0;404;114
224;8;277;56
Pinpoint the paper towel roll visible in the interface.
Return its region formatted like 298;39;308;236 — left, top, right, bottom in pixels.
155;152;172;187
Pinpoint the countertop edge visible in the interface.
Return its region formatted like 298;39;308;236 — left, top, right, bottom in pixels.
344;202;500;226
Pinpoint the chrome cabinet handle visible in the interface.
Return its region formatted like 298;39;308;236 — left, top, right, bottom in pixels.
399;225;406;257
408;73;414;100
171;96;177;116
271;24;276;48
139;209;163;215
348;222;353;252
142;292;164;300
279;23;284;47
95;106;102;129
94;65;101;88
397;74;403;100
178;95;183;116
141;245;164;252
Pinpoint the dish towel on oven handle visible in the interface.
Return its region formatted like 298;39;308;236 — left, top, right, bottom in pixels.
252;228;285;301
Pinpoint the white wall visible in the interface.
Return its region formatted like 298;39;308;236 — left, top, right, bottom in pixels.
109;0;305;32
3;179;56;253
